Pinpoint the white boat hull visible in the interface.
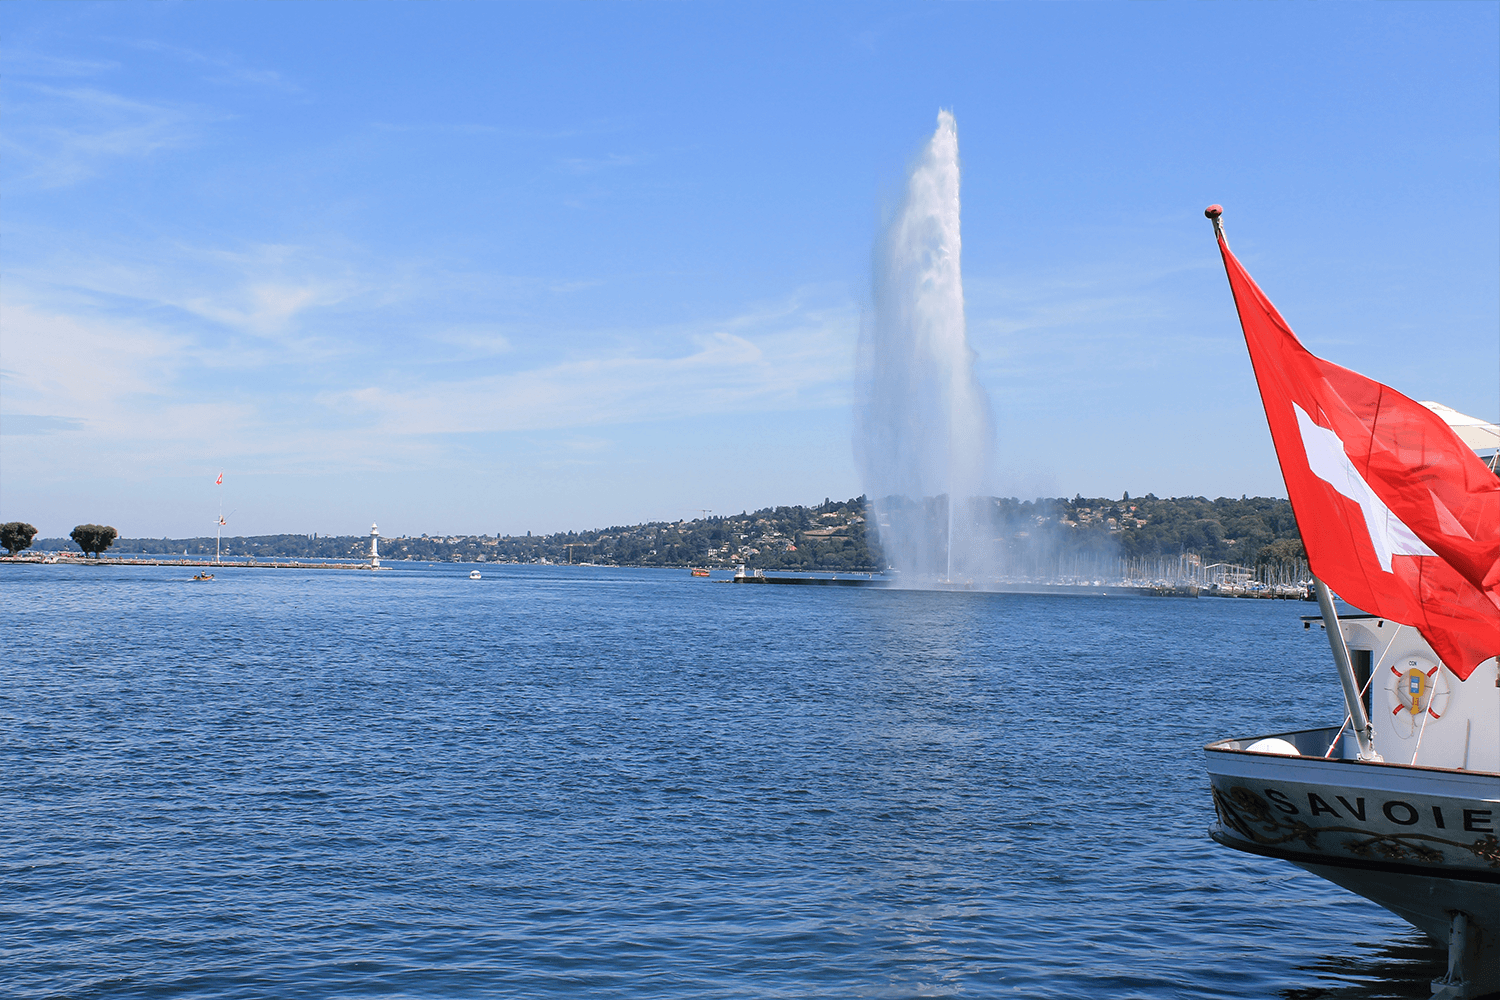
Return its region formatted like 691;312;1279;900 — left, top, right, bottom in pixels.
1206;729;1500;994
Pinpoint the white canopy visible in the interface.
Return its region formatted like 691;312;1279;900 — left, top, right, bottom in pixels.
1418;400;1499;461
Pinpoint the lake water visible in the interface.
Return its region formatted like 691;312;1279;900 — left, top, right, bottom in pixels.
1;563;1447;998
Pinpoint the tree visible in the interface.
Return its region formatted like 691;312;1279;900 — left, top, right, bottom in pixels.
70;524;118;558
1255;536;1307;569
0;522;38;556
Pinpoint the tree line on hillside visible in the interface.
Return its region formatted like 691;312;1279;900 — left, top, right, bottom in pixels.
23;498;881;571
9;495;1307;574
870;494;1305;582
1056;494;1303;570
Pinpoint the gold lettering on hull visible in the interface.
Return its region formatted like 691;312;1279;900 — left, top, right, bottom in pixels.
1212;784;1500;869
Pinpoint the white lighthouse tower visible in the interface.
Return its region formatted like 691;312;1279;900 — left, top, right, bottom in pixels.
370;523;381;567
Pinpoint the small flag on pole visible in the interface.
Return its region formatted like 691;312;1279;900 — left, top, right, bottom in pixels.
215;473;223;485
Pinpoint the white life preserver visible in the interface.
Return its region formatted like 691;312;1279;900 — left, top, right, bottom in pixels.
1388;654;1449;732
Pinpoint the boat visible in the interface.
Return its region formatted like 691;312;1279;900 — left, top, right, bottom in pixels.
690;568;710;577
1199;206;1499;998
192;572;213;581
469;569;482;580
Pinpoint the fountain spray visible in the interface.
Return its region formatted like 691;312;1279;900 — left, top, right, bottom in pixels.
856;111;997;586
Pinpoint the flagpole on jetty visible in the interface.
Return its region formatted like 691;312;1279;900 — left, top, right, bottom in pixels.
214;471;225;565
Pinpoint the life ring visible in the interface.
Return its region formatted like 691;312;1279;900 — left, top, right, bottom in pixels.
1389;655;1449;725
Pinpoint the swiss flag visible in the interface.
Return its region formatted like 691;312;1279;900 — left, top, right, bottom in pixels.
1213;220;1500;680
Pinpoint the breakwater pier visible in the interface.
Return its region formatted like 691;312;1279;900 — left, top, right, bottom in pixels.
2;555;380;571
732;574;878;587
730;572;1198;597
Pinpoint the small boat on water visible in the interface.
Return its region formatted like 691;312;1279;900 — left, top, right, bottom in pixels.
1199;206;1499;998
690;568;710;577
469;569;482;580
192;572;213;581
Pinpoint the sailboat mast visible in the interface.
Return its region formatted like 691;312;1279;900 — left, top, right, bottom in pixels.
946;495;953;583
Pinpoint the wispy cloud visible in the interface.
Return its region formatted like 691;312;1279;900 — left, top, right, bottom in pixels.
0;83;208;187
118;38;297;92
427;326;514;358
965;255;1225;376
0;50;119;78
371;118;634;141
0;294;315;480
1;414;86;436
3;224;859;479
324;297;856;438
10;236;379;356
0;300;194;439
560;152;650;175
968;256;1209;330
172;248;372;341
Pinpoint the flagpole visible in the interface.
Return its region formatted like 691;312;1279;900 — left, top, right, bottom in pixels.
1207;204;1380;759
1204;204;1226;244
1312;576;1381;761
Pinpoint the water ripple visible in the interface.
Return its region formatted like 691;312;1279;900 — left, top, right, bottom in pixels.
0;564;1442;998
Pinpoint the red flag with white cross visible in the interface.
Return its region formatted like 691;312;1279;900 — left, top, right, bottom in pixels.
1209;209;1500;679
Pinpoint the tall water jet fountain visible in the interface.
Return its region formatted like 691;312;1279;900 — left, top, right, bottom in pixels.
856;111;997;586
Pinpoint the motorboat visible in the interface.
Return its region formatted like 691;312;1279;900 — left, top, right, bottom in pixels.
469;569;482;580
1199;206;1499;998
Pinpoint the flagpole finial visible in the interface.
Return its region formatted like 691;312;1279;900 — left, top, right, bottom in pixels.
1204;204;1225;239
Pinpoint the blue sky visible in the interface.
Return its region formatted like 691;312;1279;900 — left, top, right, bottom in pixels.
3;2;1496;539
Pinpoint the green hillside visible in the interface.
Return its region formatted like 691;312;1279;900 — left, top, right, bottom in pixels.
30;494;1303;574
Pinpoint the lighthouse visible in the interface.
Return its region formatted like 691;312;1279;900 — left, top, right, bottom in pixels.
370;523;381;567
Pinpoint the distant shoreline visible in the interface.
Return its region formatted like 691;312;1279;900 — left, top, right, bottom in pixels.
9;495;1307;580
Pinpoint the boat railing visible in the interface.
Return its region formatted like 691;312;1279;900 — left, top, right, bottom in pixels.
1206;726;1355;760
